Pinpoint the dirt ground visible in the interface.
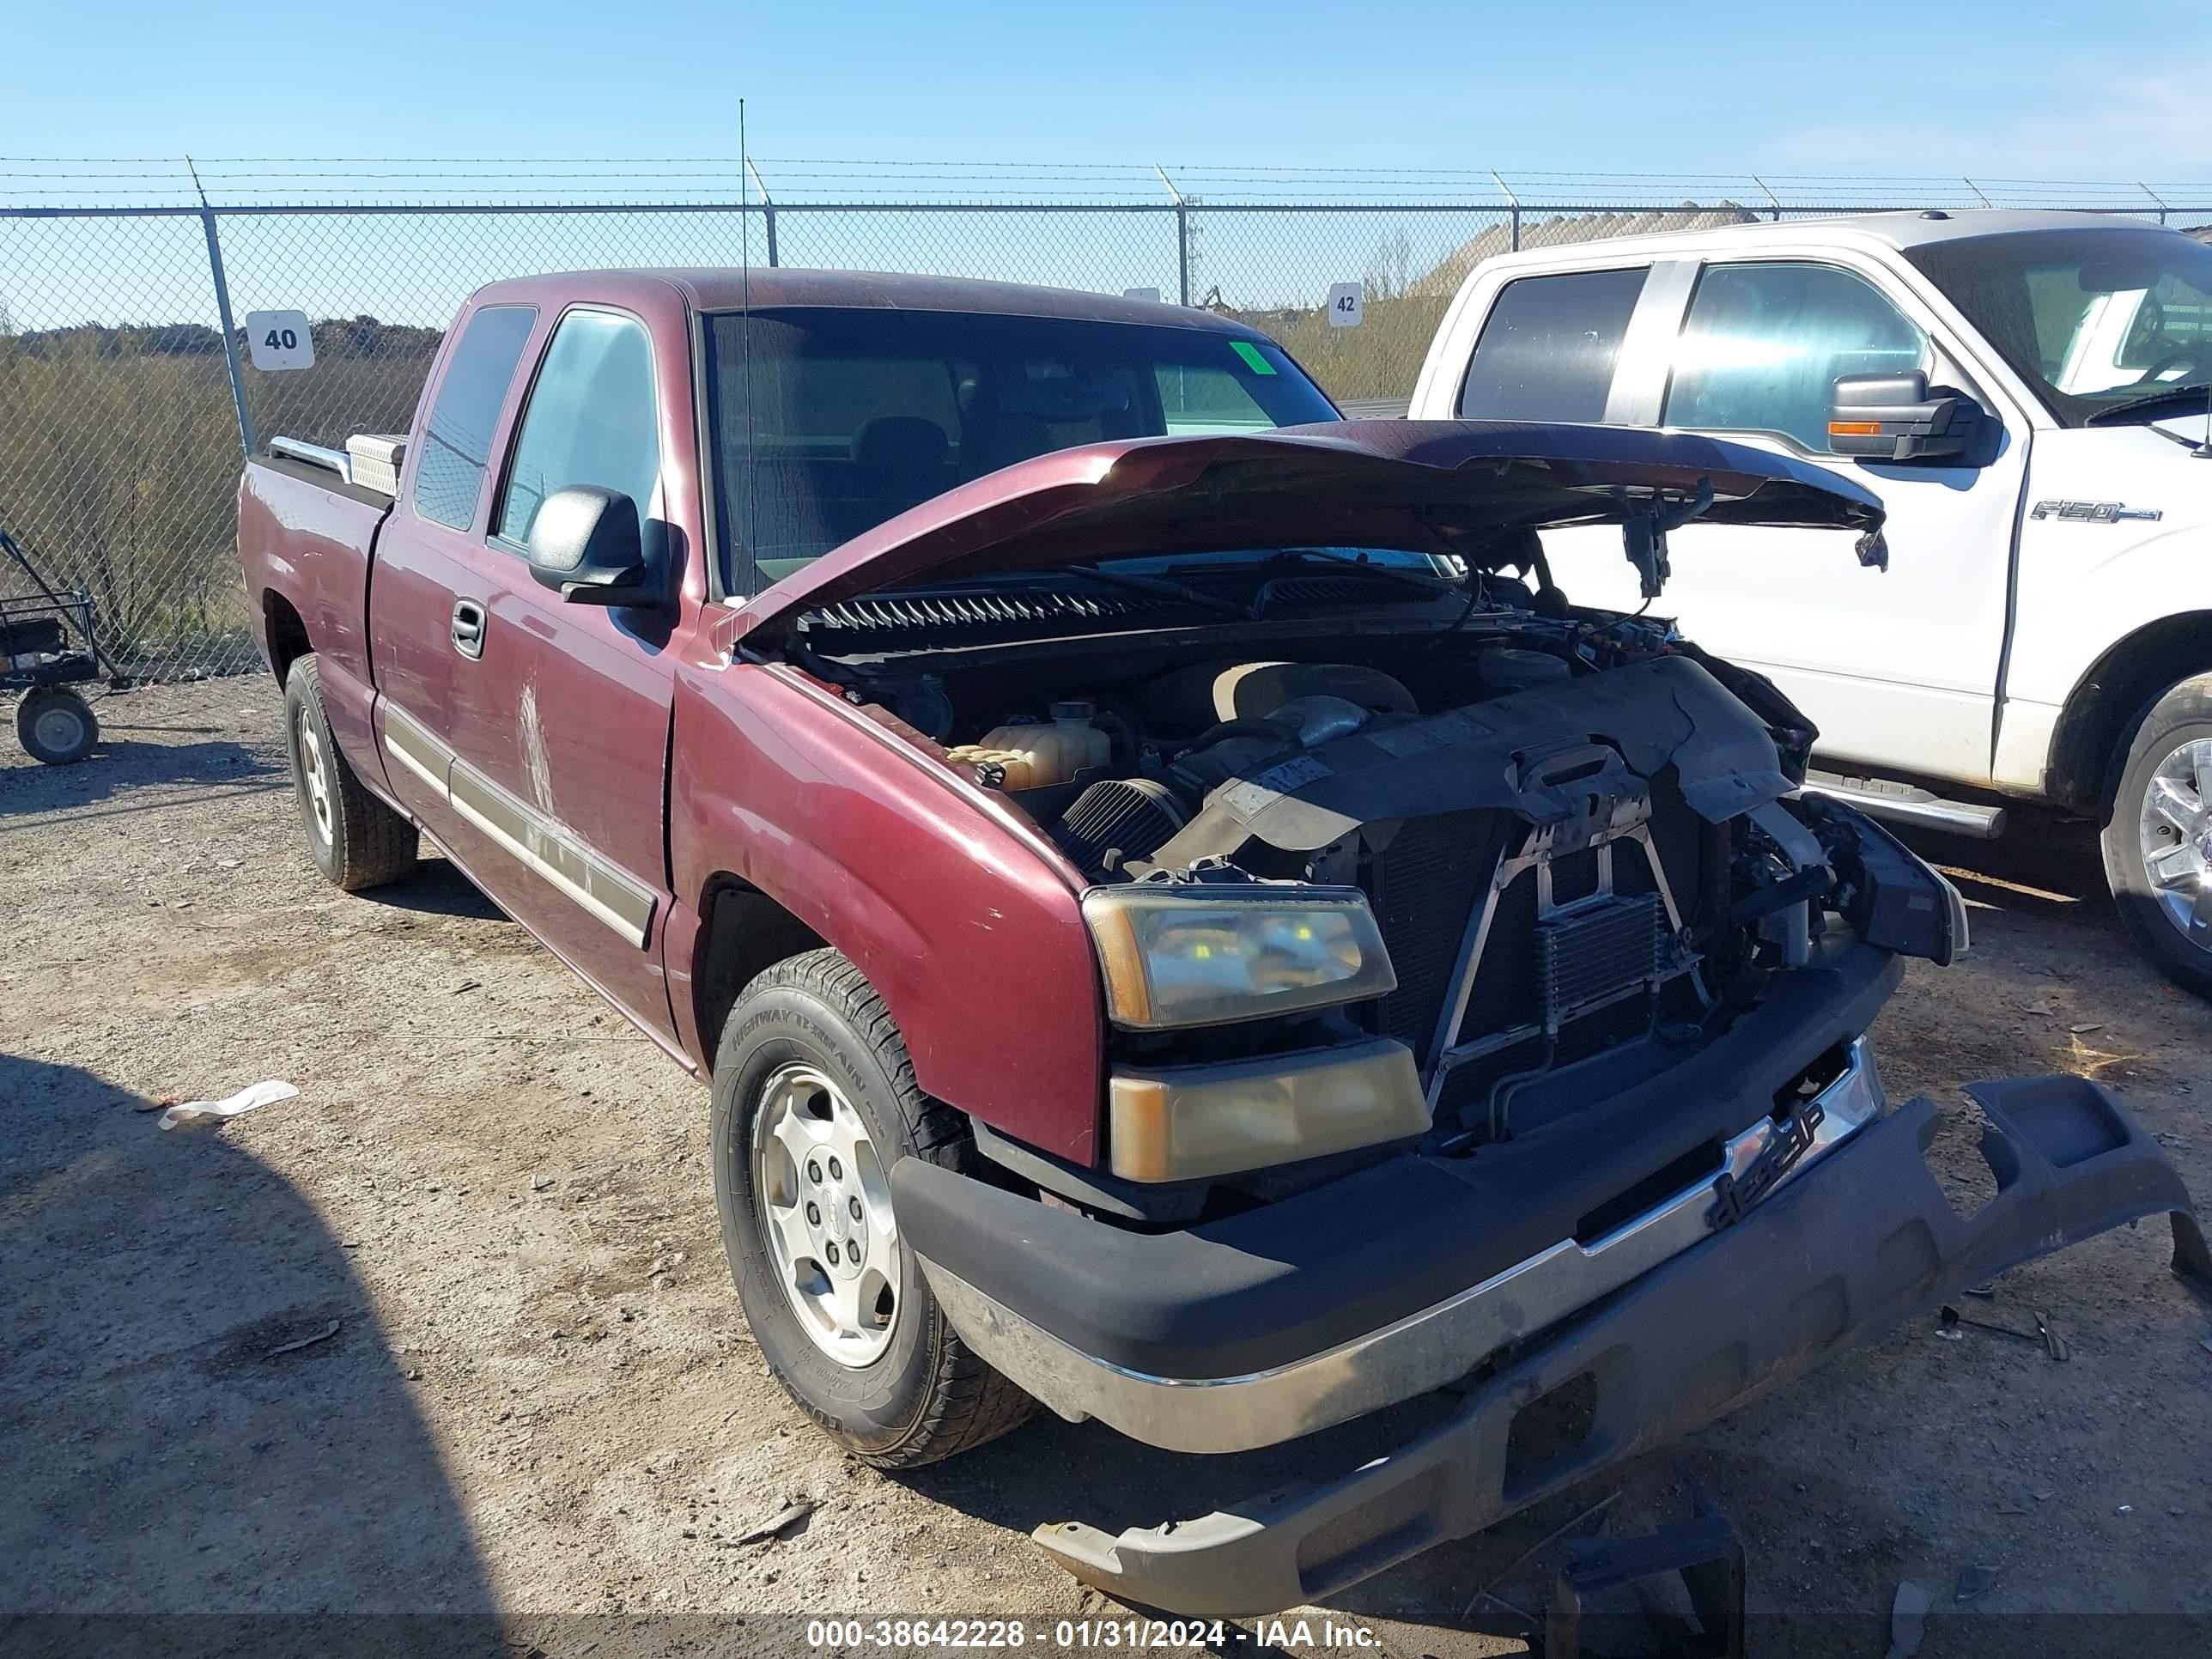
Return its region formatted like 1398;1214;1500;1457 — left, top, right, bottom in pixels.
3;679;2209;1658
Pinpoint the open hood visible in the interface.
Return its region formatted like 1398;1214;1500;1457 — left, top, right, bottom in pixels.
730;419;1886;640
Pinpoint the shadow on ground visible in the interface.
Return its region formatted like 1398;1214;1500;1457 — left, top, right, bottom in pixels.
0;729;280;818
0;1054;503;1659
355;855;510;922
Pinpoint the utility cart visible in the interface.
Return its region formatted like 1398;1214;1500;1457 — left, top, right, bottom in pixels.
3;527;115;765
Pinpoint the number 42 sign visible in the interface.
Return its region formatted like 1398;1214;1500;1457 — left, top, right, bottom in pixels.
244;310;315;371
1327;283;1364;329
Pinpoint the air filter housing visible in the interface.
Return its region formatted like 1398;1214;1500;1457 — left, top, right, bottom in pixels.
1051;778;1187;879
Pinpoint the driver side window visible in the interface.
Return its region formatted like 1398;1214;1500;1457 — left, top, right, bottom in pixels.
495;308;661;550
1664;262;1926;452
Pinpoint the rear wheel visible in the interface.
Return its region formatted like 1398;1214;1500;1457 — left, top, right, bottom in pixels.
283;654;418;890
2100;673;2212;997
711;948;1033;1468
16;687;98;764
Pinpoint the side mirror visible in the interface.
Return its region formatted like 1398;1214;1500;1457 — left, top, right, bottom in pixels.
524;486;666;606
1828;371;1990;465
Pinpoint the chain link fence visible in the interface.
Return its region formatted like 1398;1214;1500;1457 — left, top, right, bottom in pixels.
5;161;2209;678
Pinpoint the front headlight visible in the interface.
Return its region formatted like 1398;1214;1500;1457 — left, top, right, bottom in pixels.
1081;884;1397;1030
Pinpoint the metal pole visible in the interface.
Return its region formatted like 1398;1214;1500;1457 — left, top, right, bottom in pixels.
746;158;780;267
1752;175;1783;222
1155;165;1190;305
1492;171;1521;252
1175;204;1191;306
186;157;254;460
2139;182;2170;225
1963;177;1993;209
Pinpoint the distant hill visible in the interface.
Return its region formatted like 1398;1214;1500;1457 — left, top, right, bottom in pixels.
4;315;441;361
1410;202;1764;298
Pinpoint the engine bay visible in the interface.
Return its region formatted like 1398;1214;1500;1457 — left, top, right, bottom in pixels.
793;573;1959;1159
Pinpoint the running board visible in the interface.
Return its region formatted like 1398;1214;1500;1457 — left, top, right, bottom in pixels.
1800;773;2007;840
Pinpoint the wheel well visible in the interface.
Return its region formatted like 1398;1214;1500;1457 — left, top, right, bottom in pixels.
694;878;826;1068
264;592;312;684
2049;611;2212;814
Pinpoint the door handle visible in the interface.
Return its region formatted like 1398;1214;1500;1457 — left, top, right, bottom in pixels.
451;599;487;659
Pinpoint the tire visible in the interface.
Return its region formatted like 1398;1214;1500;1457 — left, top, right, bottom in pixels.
711;947;1034;1468
2100;672;2212;998
16;687;98;764
282;654;419;891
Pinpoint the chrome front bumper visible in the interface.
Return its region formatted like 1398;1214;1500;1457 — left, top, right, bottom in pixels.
919;1040;1887;1455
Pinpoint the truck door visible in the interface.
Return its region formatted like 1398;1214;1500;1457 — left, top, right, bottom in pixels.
373;301;684;1043
368;301;538;856
460;304;683;1039
1510;259;2028;786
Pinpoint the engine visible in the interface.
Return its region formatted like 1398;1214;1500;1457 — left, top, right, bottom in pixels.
852;608;1898;1152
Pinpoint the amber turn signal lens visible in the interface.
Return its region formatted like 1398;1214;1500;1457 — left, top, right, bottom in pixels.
1109;1038;1429;1182
1828;421;1884;436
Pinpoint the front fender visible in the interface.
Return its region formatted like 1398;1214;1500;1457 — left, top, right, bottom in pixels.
670;659;1105;1164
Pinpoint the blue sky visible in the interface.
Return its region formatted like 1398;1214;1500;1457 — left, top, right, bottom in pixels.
7;0;2209;337
10;0;2210;180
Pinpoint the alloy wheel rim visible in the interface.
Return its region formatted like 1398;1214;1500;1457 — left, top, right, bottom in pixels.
2137;736;2212;946
749;1061;901;1367
297;708;335;845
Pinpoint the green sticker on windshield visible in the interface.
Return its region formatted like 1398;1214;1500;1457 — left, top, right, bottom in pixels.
1230;340;1278;375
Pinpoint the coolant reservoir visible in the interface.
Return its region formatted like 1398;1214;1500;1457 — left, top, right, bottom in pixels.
947;700;1109;790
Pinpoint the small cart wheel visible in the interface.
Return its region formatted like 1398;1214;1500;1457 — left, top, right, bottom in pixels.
16;687;99;764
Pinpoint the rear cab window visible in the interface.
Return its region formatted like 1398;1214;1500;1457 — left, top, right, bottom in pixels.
1457;268;1647;422
410;304;537;530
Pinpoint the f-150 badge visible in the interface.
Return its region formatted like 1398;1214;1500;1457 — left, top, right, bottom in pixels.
2030;500;2161;522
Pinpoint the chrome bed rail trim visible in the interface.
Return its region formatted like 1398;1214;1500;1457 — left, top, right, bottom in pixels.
269;436;355;483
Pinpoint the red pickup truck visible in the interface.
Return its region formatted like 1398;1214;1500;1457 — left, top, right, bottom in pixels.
237;269;2206;1615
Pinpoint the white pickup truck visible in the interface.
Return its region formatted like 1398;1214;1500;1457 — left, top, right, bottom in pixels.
1410;209;2212;993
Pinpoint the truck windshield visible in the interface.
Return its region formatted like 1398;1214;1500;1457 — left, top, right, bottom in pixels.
702;307;1339;590
1904;228;2212;426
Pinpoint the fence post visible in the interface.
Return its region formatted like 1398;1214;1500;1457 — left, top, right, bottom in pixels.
1155;166;1191;305
187;158;255;460
1175;203;1192;306
2139;182;2170;225
746;159;780;267
1753;175;1783;223
1492;172;1521;252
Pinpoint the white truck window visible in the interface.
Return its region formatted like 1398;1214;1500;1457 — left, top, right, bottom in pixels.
1456;268;1646;422
1664;263;1925;452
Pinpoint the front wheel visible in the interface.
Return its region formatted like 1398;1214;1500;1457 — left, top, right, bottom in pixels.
2100;673;2212;997
16;687;98;764
711;948;1033;1468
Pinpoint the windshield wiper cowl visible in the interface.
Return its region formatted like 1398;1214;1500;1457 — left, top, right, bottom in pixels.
2085;383;2212;427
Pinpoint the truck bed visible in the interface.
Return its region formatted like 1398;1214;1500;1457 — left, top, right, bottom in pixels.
237;453;397;786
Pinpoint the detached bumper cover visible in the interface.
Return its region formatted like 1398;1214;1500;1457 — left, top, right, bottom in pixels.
1011;1076;2200;1617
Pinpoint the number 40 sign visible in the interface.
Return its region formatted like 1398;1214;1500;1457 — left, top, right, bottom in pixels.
244;310;315;371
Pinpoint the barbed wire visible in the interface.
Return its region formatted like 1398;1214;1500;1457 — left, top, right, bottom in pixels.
6;157;2211;211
